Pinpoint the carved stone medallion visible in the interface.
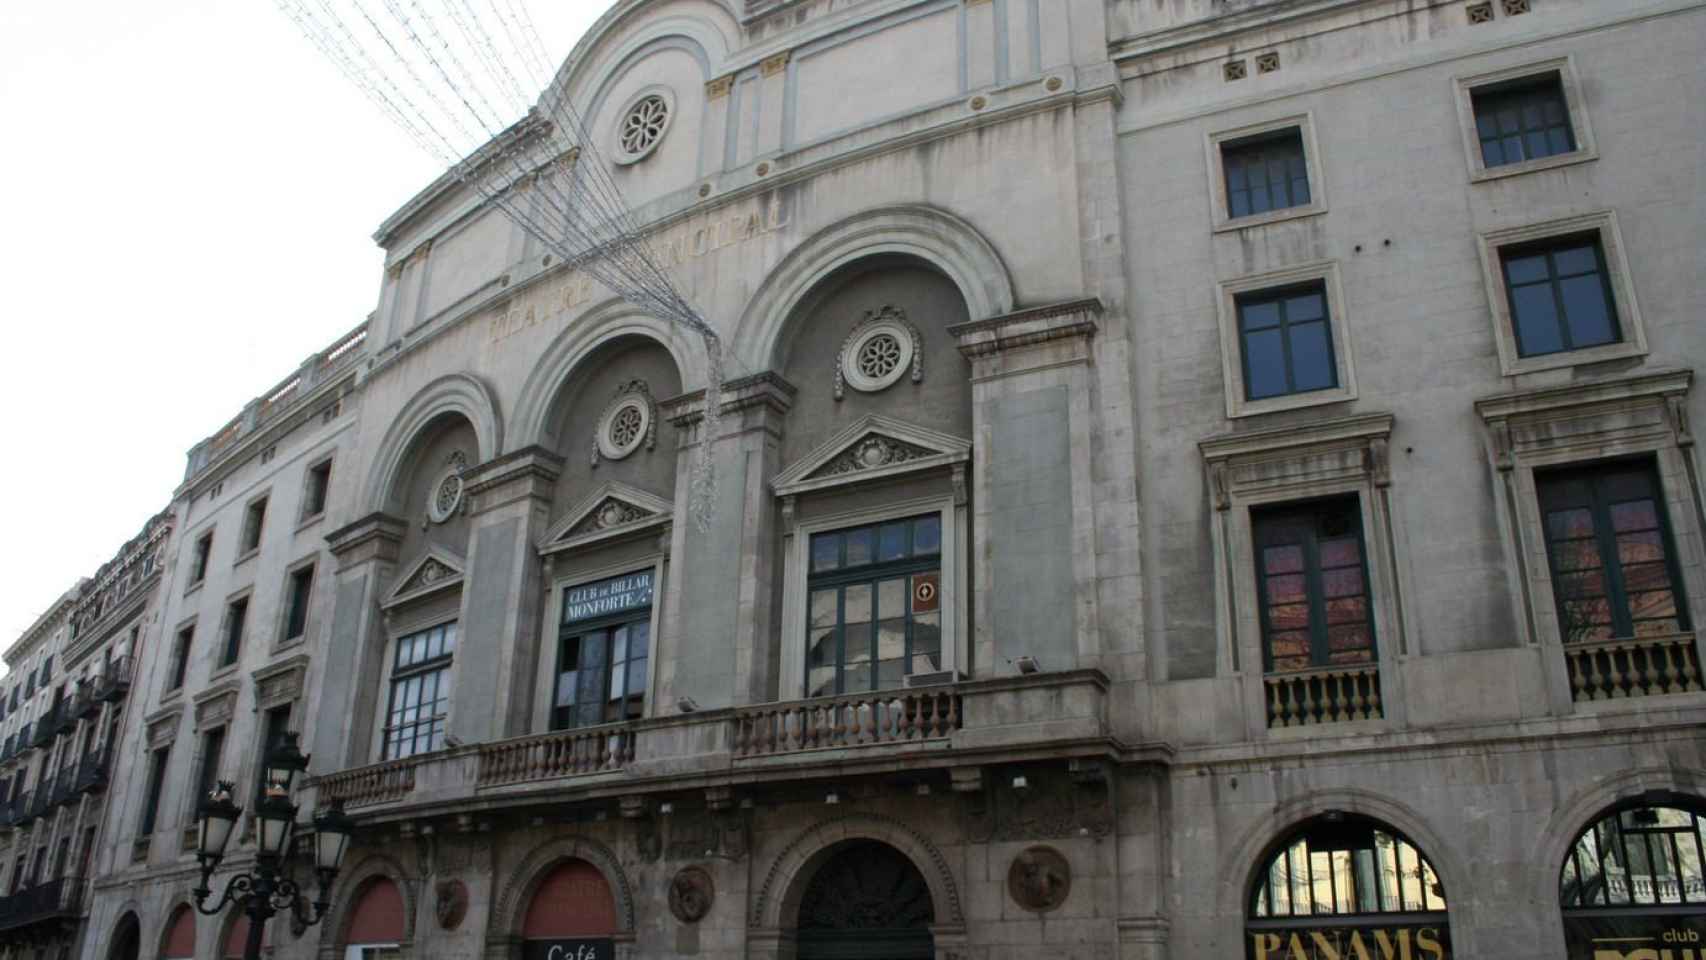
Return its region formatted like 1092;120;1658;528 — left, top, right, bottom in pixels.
427;451;469;524
435;879;469;930
592;380;658;466
836;305;923;399
669;866;715;923
1007;846;1071;912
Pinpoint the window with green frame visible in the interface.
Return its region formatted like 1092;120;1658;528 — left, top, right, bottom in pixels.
806;514;943;697
1253;497;1377;673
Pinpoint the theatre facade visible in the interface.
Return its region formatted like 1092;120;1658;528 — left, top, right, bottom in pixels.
65;0;1706;958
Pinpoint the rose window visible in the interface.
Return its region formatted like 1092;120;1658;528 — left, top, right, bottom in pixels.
857;334;904;381
838;309;920;396
616;94;670;163
594;386;655;464
609;405;644;449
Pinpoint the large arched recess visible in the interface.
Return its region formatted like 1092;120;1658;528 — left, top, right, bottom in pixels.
510;298;700;452
750;813;965;932
733;204;1016;374
545;0;736;118
361;372;503;516
105;910;141;960
489;835;636;948
321;852;418;956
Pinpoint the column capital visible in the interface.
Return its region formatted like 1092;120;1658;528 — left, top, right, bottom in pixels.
325;511;406;567
949;297;1101;374
463;445;564;517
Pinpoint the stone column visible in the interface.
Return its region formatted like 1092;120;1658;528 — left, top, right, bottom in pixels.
452;447;563;743
657;373;796;711
319;513;406;769
952;300;1104;678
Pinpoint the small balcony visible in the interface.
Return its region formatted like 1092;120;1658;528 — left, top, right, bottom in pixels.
28;780;57;820
94;658;132;703
73;688;100;721
1263;664;1384;728
1565;632;1703;702
29;715;56;749
74;750;109;796
12;791;35;827
313;670;1131;819
53;707;77;737
0;876;86;933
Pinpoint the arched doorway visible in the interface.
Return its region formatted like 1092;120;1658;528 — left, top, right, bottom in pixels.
342;877;406;959
106;912;141;960
1560;801;1706;958
158;905;195;960
521;859;618;959
1246;815;1450;959
796;841;935;960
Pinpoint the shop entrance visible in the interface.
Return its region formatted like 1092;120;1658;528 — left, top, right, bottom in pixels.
796;840;934;960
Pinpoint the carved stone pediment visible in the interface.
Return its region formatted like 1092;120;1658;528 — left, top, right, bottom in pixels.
252;654;309;710
772;415;970;499
144;705;184;749
540;481;673;556
382;547;466;610
193;681;241;732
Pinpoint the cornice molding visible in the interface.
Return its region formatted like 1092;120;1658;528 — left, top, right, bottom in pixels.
1473;368;1691;423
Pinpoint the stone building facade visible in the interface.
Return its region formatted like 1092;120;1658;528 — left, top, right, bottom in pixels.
62;0;1706;958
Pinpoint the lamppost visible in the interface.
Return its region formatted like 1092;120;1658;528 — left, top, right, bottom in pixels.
192;732;355;960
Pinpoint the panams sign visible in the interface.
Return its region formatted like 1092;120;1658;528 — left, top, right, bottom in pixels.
1247;925;1448;960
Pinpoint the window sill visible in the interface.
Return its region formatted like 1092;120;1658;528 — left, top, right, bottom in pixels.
183;580;204;600
1499;338;1647;378
295;512;325;534
1227;385;1357;420
233;547;259;568
270;635;307;658
1212;203;1326;234
160;686;184;705
1469;148;1597;184
210;662;240;683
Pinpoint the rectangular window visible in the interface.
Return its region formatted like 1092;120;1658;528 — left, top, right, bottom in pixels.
167;627;192;692
1500;234;1620;358
255;705;290;806
1236;282;1338;401
139;746;170;836
191;532;213;584
241;498;268;554
1539;460;1691;643
804;514;943;697
221;598;248;667
553;621;649;730
1222;128;1311;220
39;657;51;685
196;727;225;808
383;623;455;759
1253;498;1377;672
1472;72;1576;168
303;461;332;519
285;566;314;641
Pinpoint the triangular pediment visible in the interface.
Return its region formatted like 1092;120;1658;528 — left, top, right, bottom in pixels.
773;415;970;497
540;481;674;554
382;546;466;610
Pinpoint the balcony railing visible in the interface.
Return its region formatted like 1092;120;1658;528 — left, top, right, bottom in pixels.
0;876;86;932
12;791;34;827
29;780;57;819
94;658;132;703
1264;664;1384;728
478;726;636;787
310;670;1117;818
74;750;109;796
29;715;56;748
1566;633;1703;702
53;706;77;736
73;689;100;720
733;687;961;756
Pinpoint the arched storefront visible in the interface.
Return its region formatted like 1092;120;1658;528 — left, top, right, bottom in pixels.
342;877;406;959
158;905;195;960
796;840;935;960
1561;801;1706;958
1246;815;1450;959
107;912;141;960
222;913;267;959
520;859;618;960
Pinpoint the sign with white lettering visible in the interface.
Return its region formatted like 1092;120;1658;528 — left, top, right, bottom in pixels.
562;571;653;624
1564;914;1706;959
1245;924;1450;960
522;939;614;960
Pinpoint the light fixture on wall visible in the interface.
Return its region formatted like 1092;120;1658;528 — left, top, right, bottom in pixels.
676;697;699;713
825;792;840;805
1014;656;1041;675
1012;775;1030;790
659;802;675;815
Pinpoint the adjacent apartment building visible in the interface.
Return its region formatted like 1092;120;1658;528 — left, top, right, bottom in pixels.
52;0;1706;958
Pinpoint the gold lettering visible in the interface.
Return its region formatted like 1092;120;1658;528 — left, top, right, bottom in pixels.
1345;931;1374;960
1414;927;1444;960
1374;929;1411;960
1311;931;1344;960
1287;933;1310;960
1253;933;1282;960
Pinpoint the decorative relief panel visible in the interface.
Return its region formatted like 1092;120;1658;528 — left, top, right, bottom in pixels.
1008;846;1072;912
814;435;936;478
836;305;922;399
669;866;715;923
961;771;1113;843
666;811;749;862
592;380;658;466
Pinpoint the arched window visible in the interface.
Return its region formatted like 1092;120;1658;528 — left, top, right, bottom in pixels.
1248;815;1450;959
343;877;405;959
159;905;195;960
521;859;617;958
1560;803;1706;955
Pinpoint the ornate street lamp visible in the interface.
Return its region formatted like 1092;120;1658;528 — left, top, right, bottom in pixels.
192;732;355;960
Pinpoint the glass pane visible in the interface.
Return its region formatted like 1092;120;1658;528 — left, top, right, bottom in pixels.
1319;536;1362;568
843;585;872;664
1510;283;1563;355
1268;631;1310;671
877;619;907;661
1263;545;1304;575
1286;291;1324;322
1552;245;1598;276
1322;568;1364;599
878;523;907;562
1243;327;1287;399
1504;253;1551;286
1326;597;1369;626
612;626;629;664
1265;573;1307;604
1617;529;1666;564
1240;300;1282;332
913;516;942;555
555;672;578;707
1622;562;1672;592
627;622;650;659
913;611;941;655
810;588;838;629
877;578;905;621
1331;848;1354;913
845;529;874;567
1288;322;1335;392
1267;603;1310;632
843;662;872;692
1547;507;1596;539
1559;274;1616;347
811;534;840;572
1611;500;1659;533
876;658;905;690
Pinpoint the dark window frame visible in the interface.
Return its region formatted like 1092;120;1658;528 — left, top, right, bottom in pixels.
1500;233;1621;359
1252;497;1379;673
139;746;170;837
1235;282;1340;402
220;598;248;668
195;726;226;811
284;565;314;641
1561;802;1706;910
804;514;945;698
1250;815;1448;923
1221;126;1313;220
190;532;214;585
1471;71;1577;169
302;459;333;520
1538;458;1692;644
240;497;268;555
382;622;456;760
552;610;651;731
167;626;193;692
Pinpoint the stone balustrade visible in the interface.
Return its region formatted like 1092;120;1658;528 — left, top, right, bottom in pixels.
733;687;960;756
1565;632;1702;701
314;757;419;809
1264;664;1384;727
477;726;636;786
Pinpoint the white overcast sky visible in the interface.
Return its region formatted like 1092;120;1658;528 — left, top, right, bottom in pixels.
0;2;605;653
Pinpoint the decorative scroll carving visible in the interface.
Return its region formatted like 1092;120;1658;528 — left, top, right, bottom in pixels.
813;435;934;478
666;812;748;862
835;305;923;400
962;770;1114;843
567;498;651;537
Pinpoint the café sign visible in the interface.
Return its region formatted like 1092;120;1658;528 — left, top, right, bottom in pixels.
522;939;614;960
1247;923;1449;960
1565;915;1706;959
563;571;653;624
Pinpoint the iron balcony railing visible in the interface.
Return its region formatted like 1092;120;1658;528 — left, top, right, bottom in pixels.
94;659;132;704
29;714;56;749
11;791;34;827
0;876;86;932
73;689;100;721
28;780;57;819
73;750;109;796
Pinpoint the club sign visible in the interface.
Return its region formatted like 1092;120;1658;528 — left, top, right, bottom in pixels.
1564;915;1706;959
563;571;653;624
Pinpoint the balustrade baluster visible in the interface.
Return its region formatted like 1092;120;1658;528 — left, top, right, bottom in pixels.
1677;640;1701;692
1584;651;1606;701
1607;645;1629;698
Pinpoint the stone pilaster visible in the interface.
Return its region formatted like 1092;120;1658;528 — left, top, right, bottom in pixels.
320;512;406;768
